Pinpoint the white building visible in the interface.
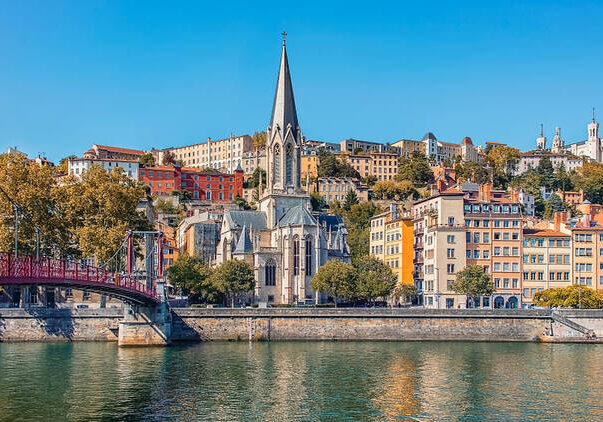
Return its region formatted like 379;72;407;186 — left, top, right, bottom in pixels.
68;157;139;179
564;112;603;162
216;38;350;305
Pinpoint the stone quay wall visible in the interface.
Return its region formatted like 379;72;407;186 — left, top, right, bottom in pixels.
171;308;603;342
1;307;602;343
0;308;123;342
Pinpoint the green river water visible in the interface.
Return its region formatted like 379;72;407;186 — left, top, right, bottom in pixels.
0;341;601;421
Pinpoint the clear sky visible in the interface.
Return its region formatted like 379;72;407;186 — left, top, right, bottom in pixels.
1;1;603;161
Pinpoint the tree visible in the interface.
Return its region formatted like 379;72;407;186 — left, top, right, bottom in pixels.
395;151;432;187
310;192;326;212
485;145;521;188
353;255;397;303
343;190;359;211
251;131;267;151
554;164;574;192
209;260;255;307
139;152;156;168
536;155;555;190
547;193;565;213
317;152;360;178
162;150;177;166
450;265;494;304
166;254;219;303
572;162;603;204
247;167;267;189
60;165;152;263
392;283;417;304
233;194;251;210
455;161;491;184
311;260;356;307
57;155;77;175
533;285;603;309
361;175;378;187
373;181;418;201
171;189;191;201
154;199;180;214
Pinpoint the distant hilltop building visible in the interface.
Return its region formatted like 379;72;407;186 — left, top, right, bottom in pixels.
83;144;144;161
216;36;351;305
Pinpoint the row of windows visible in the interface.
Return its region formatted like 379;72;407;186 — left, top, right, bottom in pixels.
466;232;520;243
523;288;544;298
465;219;520;228
493;262;520;272
523;254;570;264
321;184;353;192
523;271;570;281
523;238;570;248
466;249;490;259
494;278;519;289
464;204;520;214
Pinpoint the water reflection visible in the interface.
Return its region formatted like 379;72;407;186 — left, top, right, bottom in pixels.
0;342;601;421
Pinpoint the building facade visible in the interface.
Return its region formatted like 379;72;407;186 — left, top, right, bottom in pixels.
139;166;243;201
215;38;351;305
68;157;139;180
312;177;370;202
339;151;398;181
167;134;252;173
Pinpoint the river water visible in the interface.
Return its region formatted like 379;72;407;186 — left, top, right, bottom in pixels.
0;341;601;421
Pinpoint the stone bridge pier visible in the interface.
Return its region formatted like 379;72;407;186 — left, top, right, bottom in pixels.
118;281;172;346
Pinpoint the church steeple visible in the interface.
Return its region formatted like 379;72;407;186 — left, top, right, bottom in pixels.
270;33;299;134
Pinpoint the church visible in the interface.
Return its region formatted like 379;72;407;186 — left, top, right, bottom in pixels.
215;37;351;305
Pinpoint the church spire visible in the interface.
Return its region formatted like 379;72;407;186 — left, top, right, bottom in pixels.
270;33;299;133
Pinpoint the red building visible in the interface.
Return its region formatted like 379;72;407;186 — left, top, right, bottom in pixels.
139;166;243;201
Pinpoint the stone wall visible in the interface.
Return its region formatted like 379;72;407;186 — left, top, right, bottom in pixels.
171;308;559;342
0;308;123;342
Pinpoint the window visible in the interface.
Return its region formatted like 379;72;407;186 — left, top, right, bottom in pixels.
293;237;300;276
447;264;455;273
473;233;480;243
494;278;500;288
484;220;490;228
265;260;276;286
483;233;490;243
448;217;455;226
305;237;313;275
512;247;519;256
483;250;490;259
494;220;501;228
466;232;471;243
447;235;455;243
512;278;518;288
474;220;480;228
473;250;480;259
503;278;509;288
494;247;501;256
512;263;519;272
447;248;455;258
466;250;472;259
494;262;501;271
503;262;510;272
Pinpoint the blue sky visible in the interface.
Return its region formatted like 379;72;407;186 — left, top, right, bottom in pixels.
1;1;603;161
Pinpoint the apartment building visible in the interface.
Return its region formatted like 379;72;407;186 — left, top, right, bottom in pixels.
68;157;139;180
412;192;467;308
391;139;424;158
301;154;319;180
370;211;388;261
464;199;523;308
521;229;571;305
83;144;144;161
311;177;370;202
139;166;243;201
570;221;603;291
241;150;267;175
339;151;399;181
340;138;398;154
168;134;252;173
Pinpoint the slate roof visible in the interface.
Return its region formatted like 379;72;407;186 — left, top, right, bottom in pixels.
317;214;345;232
278;205;316;227
421;132;437;142
233;225;253;254
270;41;299;132
224;210;267;230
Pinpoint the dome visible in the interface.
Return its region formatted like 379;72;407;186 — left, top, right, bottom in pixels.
421;132;437;142
462;137;473;146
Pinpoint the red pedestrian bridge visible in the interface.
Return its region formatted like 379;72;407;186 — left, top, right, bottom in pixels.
0;252;159;305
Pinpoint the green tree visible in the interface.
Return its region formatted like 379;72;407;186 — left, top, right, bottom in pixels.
450;265;494;304
162;150;177;166
209;260;255;307
353;255;397;303
572;161;603;204
536;155;555;190
455;161;491;184
311;260;356;307
533;285;603;309
343;190;359;211
233;194;251;210
166;254;220;303
395;151;432;187
485;145;521;188
247;167;267;189
139;152;156;168
361;175;378;187
317;152;361;178
392;283;417;304
547;193;565;214
61;165;152;263
554;164;574;192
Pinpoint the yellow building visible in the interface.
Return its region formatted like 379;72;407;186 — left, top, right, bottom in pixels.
339;151;399;181
391;139;424;158
301;154;319;180
311;177;370;202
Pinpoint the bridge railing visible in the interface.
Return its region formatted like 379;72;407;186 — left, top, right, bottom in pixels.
0;252;158;301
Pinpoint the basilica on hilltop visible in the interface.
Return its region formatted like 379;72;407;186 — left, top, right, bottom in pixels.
215;37;351;305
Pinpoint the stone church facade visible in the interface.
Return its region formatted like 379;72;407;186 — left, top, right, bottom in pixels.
215;38;351;305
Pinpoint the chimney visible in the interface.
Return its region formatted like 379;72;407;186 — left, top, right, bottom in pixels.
479;183;492;201
553;211;567;232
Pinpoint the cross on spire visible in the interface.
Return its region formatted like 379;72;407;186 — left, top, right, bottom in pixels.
281;31;287;45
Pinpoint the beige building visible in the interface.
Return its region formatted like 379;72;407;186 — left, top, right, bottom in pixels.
412;192;467;308
521;229;571;305
391;139;424;158
168;134;252;173
312;177;370;202
339;151;398;181
370;210;388;261
242;149;267;175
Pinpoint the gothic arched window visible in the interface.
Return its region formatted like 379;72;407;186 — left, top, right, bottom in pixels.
293;236;300;276
285;143;293;186
305;236;313;276
273;144;281;183
265;259;276;286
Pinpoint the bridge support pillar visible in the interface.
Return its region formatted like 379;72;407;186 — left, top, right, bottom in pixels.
118;282;172;347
